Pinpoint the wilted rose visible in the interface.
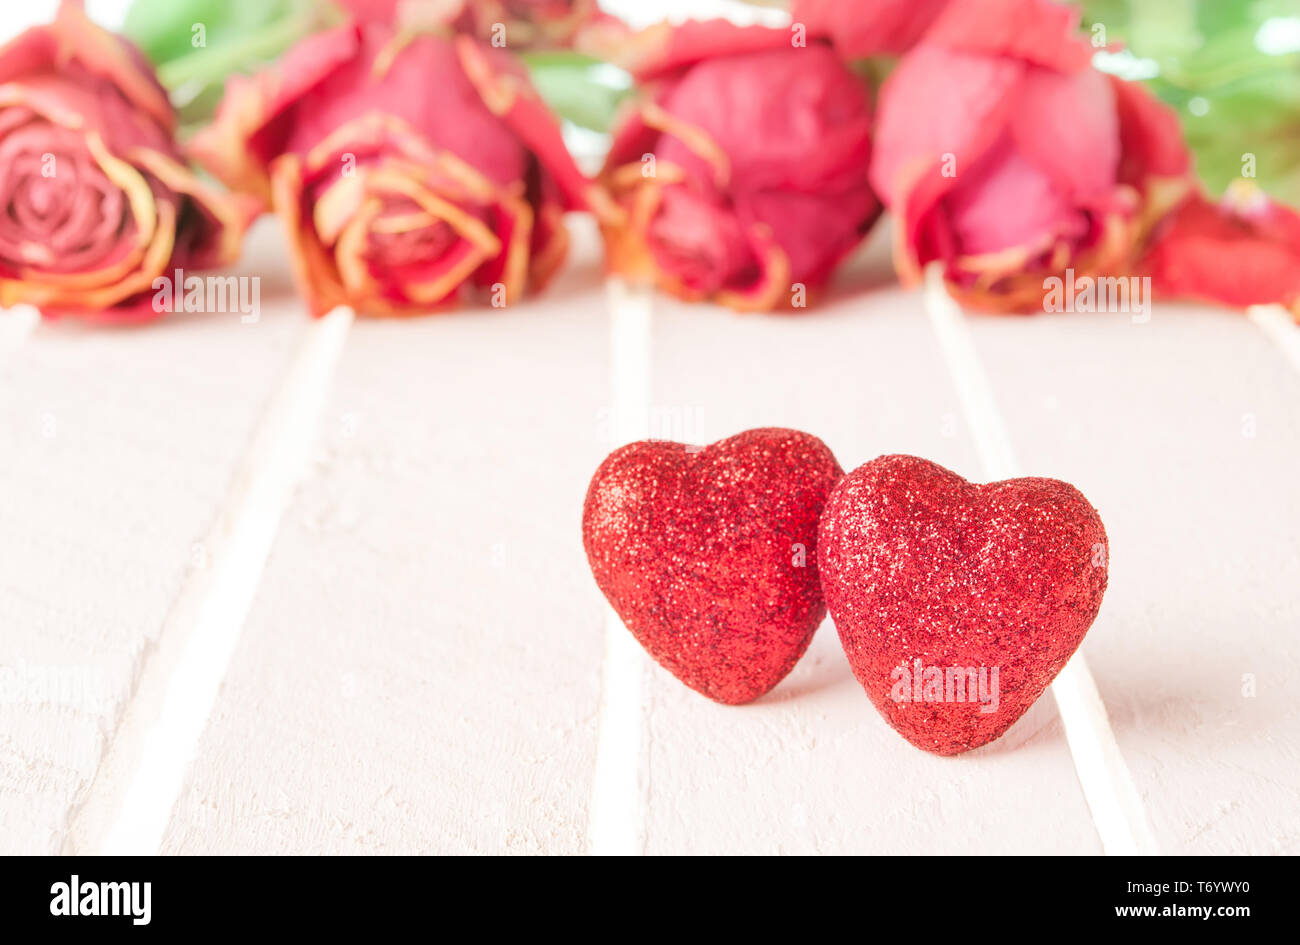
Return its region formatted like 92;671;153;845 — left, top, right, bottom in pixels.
792;0;954;57
192;23;597;316
1143;183;1300;317
0;2;255;323
601;21;880;311
869;0;1192;311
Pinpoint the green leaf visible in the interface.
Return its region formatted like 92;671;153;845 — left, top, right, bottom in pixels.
123;0;338;127
524;54;631;134
1081;0;1300;203
124;0;301;65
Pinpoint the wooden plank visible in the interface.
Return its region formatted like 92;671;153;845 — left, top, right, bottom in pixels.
635;258;1103;854
160;224;611;854
966;304;1300;855
0;220;305;854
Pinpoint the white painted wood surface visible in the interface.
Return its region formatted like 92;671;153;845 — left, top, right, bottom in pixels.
158;229;613;855
966;306;1300;855
2;215;1298;855
0;222;304;854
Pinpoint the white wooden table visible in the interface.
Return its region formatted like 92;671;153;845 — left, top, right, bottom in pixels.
2;212;1297;856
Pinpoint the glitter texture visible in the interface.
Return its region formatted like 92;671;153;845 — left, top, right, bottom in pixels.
583;428;843;704
818;454;1109;754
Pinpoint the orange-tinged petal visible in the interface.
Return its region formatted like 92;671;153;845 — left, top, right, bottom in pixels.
189;74;278;203
313;174;369;245
401;238;493;306
715;224;792;313
455;34;592;213
334;198;383;298
371;210;438;233
640;102;730;190
368;170;501;258
529;199;570;292
52;0;173;131
129;146;260;267
270;154;348;317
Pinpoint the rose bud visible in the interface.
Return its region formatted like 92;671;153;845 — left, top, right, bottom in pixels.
792;0;954;57
869;0;1193;312
191;23;598;316
600;20;880;312
1142;183;1300;317
0;2;256;324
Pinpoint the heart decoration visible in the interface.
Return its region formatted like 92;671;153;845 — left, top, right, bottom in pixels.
817;454;1108;754
582;428;843;704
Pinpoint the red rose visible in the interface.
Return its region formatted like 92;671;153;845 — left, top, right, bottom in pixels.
869;0;1192;311
1143;184;1300;316
0;2;255;323
792;0;954;57
192;23;598;316
601;21;880;311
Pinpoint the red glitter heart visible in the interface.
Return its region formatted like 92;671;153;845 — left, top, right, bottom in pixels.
583;428;843;704
818;455;1108;754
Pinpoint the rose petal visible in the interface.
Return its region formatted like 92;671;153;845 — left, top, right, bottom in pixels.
130;147;259;269
654;44;873;196
791;0;954;57
1008;65;1118;202
646;183;756;295
1112;76;1190;193
870;45;1024;211
617;20;800;82
455;35;599;214
190;25;364;201
0;3;173;131
944;135;1090;256
924;0;1094;72
1142;188;1300;314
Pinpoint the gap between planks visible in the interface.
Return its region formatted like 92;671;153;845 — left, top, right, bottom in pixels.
62;306;354;855
587;279;652;856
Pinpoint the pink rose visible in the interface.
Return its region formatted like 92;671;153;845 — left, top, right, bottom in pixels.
191;23;597;316
601;21;880;311
869;0;1192;311
0;2;255;323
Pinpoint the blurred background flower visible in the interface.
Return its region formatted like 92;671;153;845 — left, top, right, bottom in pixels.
869;0;1191;310
191;22;597;315
600;20;879;310
0;1;256;322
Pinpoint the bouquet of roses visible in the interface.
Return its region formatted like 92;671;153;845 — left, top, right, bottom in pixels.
1;0;1296;323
